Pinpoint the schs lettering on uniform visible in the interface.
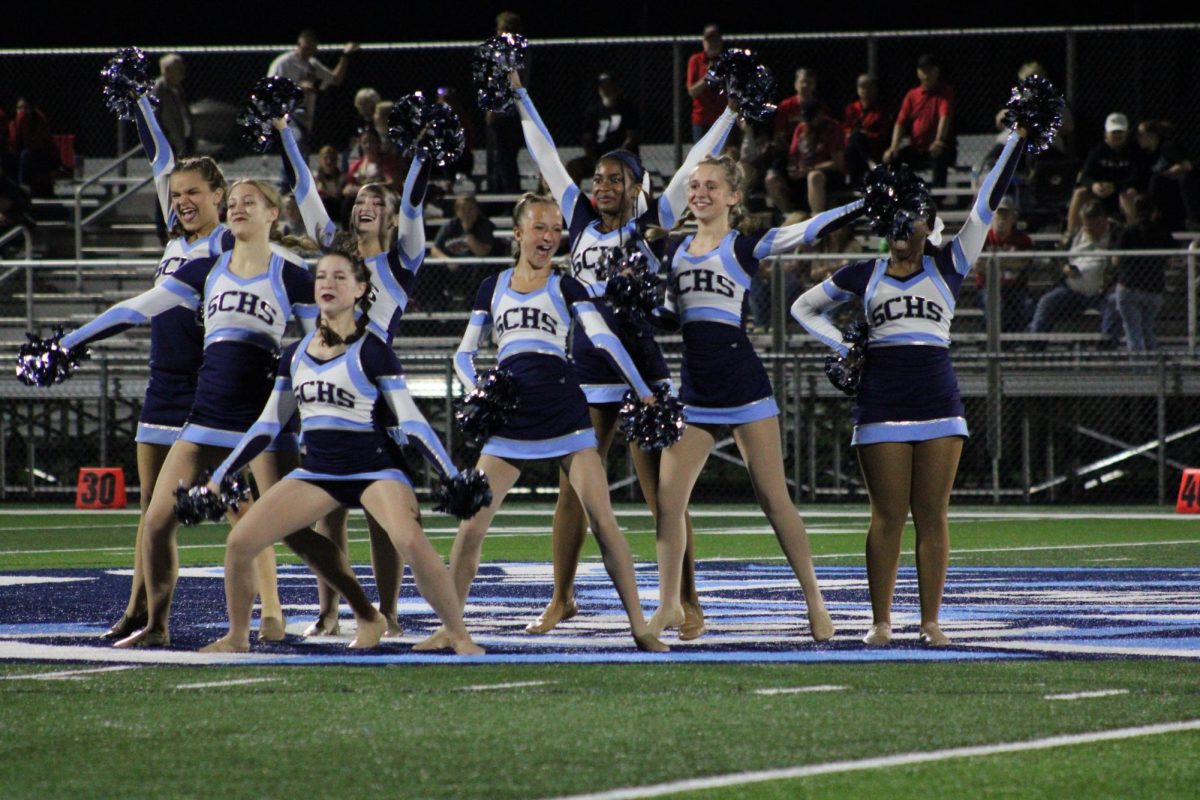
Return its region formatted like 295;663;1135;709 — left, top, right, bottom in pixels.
675;267;737;299
495;306;558;336
207;289;278;326
155;255;190;281
870;294;945;328
293;379;356;409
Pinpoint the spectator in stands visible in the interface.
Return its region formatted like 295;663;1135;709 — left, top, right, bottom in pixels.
686;24;726;141
1136;119;1199;232
975;196;1034;331
1114;195;1175;352
314;144;343;223
764;100;844;215
1028;200;1121;344
1064;112;1145;241
842;74;892;187
486;10;526;192
427;194;497;310
345;87;381;160
774;68;829;154
153;54;193;158
737;116;774;197
884;54;956;188
267;29;359;157
8;97;59;198
0;159;35;233
343;129;403;214
575;73;640;174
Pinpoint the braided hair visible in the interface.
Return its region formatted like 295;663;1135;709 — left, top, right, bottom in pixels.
315;232;373;347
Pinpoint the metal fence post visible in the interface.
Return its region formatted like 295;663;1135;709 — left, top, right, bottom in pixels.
1064;30;1077;106
672;41;684;169
1187;240;1197;356
26;400;35;500
99;354;109;467
1157;353;1167;506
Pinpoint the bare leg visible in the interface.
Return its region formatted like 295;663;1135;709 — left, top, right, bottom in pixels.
201;481;344;652
563;449;666;652
526;458;585;633
245;450;293;640
856;442;915;645
360;482;481;655
415;454;521;651
102;442;167;638
650;423;717;635
307;507;348;636
733;417;833;641
366;510;404;635
908;437;963;646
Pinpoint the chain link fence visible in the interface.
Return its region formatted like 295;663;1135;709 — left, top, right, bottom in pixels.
3;25;1200;505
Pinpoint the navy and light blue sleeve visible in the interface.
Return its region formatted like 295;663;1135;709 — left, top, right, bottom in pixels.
790;260;872;355
394;152;430;276
61;266;204;350
454;277;496;391
280;125;336;248
514;88;592;231
366;343;458;481
649;240;681;332
564;277;652;397
282;262;319;331
211;349;300;485
132;94;175;225
751;199;867;261
947;132;1024;275
658;108;738;228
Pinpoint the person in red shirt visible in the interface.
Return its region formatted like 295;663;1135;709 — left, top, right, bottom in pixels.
974;197;1034;330
883;54;956;187
843;74;892;187
686;24;727;142
9;97;60;198
765;100;845;214
774;68;829;152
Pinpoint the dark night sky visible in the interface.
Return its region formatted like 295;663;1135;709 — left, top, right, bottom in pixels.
2;1;1190;48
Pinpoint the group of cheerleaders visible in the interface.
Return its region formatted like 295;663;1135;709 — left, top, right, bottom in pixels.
52;68;1028;654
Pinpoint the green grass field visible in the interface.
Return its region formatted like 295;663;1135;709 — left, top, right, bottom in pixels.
1;504;1199;799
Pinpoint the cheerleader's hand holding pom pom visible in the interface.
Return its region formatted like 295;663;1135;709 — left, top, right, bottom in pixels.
387;92;466;167
705;49;777;122
1003;75;1064;154
455;368;520;450
15;327;90;387
434;469;493;520
100;46;157;121
237;77;304;153
618;384;686;451
472;33;528;112
824;321;869;397
173;470;251;526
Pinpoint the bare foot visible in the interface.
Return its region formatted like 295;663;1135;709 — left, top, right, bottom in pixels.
647;605;684;637
919;622;951;646
413;626;452;652
302;615;341;637
383;615;404;638
633;630;669;653
348;615;387;650
450;632;485;656
258;614;287;642
862;622;892;646
101;611;147;640
200;635;250;653
808;607;835;642
113;627;169;648
679;602;706;641
524;598;578;634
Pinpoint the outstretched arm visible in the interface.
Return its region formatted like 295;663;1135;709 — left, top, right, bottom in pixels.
278;120;336;247
380;374;459;482
62;278;198;350
658;106;739;227
513;84;586;228
948;131;1024;274
132;94;174;224
211;374;298;486
752;198;865;259
563;277;652;398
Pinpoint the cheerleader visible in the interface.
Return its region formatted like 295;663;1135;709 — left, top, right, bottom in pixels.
278;117;429;636
100;95;283;641
648;154;864;640
61;178;384;647
791;127;1027;645
416;194;667;653
510;72;737;638
200;245;481;655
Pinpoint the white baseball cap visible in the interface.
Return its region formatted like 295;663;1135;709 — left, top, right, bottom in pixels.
1105;113;1129;133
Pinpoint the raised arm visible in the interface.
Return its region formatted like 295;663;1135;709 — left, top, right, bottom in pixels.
752;198;866;259
395;152;430;271
132;94;174;223
947;131;1023;274
211;370;298;487
513;85;586;228
278;121;335;247
62;276;199;350
658;107;739;227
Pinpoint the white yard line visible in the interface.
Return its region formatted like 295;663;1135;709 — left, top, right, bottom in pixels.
175;677;279;690
453;680;553;692
1;665;139;681
1045;689;1130;701
754;685;847;696
544;719;1200;800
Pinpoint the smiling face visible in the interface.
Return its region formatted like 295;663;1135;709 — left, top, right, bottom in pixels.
314;253;367;317
225;182;278;240
687;162;741;225
168;169;223;234
351;185;395;239
591;158;638;218
514;201;564;269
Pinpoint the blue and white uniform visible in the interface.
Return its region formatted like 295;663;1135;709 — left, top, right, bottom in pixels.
63;250;317;450
454;268;652;460
656;201;864;425
791;133;1024;445
210;333;458;508
129;95;233;445
281;126;428;343
515;87;737;403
